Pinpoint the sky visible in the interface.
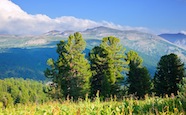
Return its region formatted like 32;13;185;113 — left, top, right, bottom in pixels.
0;0;186;35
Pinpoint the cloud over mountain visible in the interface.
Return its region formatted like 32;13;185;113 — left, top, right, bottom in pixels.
0;0;148;35
180;30;186;35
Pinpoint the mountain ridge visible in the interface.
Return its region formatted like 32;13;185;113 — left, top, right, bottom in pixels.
1;26;186;80
159;33;186;49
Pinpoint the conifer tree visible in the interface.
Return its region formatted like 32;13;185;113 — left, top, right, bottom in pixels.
154;53;185;96
45;32;92;100
89;36;128;98
126;50;151;98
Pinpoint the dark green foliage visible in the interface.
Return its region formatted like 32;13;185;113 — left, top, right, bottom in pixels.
154;53;185;96
178;77;186;98
89;36;128;98
126;50;151;98
0;78;49;108
45;32;92;100
89;46;107;97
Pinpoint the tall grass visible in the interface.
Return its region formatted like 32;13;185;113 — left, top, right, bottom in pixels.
0;94;185;115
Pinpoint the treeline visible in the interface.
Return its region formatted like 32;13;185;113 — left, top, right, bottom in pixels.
0;78;49;108
0;32;185;108
45;32;186;100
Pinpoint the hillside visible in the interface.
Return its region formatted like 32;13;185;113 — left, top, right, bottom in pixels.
82;26;186;74
0;26;186;80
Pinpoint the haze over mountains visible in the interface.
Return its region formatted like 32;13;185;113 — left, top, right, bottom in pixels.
1;26;186;80
159;33;186;49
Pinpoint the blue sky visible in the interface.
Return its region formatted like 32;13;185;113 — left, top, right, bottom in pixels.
1;0;186;34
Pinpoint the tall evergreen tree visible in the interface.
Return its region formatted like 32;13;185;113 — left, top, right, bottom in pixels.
154;53;185;96
45;32;92;100
89;36;128;98
126;50;151;98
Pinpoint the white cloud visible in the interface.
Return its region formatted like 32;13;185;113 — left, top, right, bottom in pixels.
180;30;186;35
100;21;148;32
53;16;100;31
0;0;149;35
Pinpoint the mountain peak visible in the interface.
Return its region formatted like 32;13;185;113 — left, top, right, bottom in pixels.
94;26;113;30
44;30;61;36
49;30;61;33
159;33;186;36
83;26;123;34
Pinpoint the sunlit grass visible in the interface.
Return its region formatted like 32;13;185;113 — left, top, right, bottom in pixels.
0;94;185;115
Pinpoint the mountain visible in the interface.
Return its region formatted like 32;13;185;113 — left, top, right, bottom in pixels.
159;33;186;42
159;33;186;49
0;40;97;80
1;26;186;80
0;48;56;80
82;27;186;74
44;30;61;36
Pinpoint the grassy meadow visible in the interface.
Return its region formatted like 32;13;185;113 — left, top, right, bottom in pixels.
0;95;185;115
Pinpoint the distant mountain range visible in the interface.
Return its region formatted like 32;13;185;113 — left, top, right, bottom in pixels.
1;26;186;80
159;33;186;49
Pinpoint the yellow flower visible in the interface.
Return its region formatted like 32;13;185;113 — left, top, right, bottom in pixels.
174;108;178;112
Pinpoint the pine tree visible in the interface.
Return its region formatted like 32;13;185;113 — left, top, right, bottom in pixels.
126;50;151;98
89;36;128;98
154;53;185;96
45;32;92;100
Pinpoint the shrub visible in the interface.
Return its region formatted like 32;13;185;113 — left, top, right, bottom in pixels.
178;77;186;111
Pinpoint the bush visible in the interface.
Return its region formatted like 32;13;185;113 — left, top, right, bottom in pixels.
0;92;13;108
178;77;186;111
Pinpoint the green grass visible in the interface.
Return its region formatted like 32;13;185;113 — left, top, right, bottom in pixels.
0;95;185;115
